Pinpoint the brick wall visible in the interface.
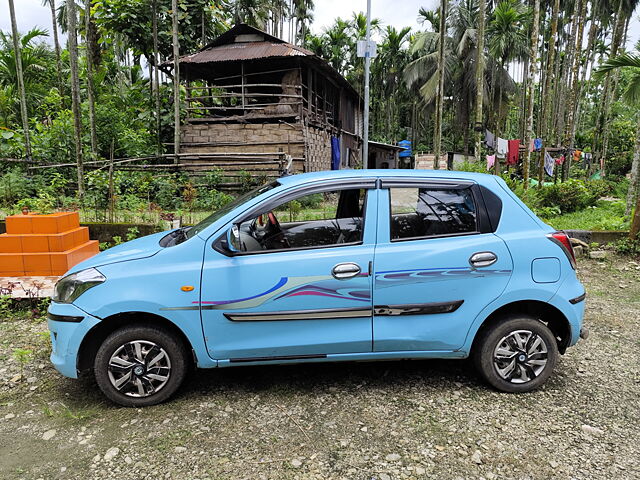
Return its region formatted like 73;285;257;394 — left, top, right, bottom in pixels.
303;125;332;172
181;123;305;159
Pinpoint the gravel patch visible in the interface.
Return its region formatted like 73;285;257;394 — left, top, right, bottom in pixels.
0;256;638;479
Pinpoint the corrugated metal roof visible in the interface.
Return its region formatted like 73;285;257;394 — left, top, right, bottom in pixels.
180;41;313;64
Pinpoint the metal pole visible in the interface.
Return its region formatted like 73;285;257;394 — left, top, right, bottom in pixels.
172;0;181;164
362;0;372;169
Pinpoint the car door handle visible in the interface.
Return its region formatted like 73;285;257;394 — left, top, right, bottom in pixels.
332;262;361;280
469;251;497;268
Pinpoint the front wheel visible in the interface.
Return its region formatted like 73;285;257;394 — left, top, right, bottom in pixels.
94;324;188;407
473;315;558;393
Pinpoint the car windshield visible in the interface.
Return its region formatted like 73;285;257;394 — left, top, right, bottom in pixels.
185;181;280;240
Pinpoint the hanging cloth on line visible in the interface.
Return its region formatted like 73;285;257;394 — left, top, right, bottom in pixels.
330;136;341;170
573;150;582;164
486;155;496;171
485;130;496;149
544;151;555;176
507;139;520;165
496;138;508;159
534;138;543;152
555;155;565;165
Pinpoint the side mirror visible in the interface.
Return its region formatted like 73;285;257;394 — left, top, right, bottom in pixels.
227;224;241;253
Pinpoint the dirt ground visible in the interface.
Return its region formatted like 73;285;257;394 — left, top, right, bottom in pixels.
0;256;639;480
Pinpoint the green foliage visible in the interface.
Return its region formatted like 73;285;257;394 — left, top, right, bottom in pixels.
454;160;488;174
12;347;33;380
298;193;323;209
546;200;629;231
193;188;233;211
613;237;640;256
0;167;31;205
537;180;600;214
126;227;140;242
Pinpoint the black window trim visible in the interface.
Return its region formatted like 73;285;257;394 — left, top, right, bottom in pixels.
387;182;487;243
214;180;373;257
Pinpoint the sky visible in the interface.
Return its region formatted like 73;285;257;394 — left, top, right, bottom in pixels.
0;0;638;51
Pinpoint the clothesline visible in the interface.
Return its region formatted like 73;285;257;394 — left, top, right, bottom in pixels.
483;129;598;174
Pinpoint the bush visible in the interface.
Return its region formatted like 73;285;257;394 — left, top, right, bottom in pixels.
0;167;32;205
193;188;233;211
538;179;598;214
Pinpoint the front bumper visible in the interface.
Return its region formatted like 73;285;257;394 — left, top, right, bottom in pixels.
47;302;101;378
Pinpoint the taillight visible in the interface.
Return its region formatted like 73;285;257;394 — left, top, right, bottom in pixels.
547;231;577;269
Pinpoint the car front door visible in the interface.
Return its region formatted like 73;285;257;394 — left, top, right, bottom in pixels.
372;179;513;352
200;182;377;362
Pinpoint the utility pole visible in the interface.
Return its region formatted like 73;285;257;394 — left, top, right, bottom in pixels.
362;0;372;169
172;0;181;164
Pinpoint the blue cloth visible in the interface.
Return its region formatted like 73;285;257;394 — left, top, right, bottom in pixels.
331;136;341;170
534;138;543;151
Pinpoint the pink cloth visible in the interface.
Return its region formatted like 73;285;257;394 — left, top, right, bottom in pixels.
486;155;496;170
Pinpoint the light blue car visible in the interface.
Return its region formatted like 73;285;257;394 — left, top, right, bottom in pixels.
47;170;587;406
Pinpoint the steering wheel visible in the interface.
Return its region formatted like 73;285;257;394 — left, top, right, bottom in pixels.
263;211;290;249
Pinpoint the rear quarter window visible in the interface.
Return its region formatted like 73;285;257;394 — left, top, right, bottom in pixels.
389;187;478;240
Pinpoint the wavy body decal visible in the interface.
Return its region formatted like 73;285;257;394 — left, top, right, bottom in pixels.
190;275;371;311
375;267;512;289
162;266;511;313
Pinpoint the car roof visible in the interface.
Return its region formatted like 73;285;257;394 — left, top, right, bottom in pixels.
276;169;495;186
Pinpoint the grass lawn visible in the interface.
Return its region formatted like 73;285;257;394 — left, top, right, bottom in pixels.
544;199;630;231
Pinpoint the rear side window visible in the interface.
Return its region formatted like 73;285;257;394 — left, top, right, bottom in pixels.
389;187;477;240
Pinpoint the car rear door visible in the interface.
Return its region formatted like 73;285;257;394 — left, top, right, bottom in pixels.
372;179;513;352
200;180;378;362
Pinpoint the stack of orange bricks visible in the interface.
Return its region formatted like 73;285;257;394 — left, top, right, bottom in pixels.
0;212;99;276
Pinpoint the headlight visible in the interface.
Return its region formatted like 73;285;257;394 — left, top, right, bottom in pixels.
52;268;106;304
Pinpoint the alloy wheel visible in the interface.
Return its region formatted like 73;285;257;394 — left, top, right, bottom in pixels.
493;329;548;384
107;340;172;397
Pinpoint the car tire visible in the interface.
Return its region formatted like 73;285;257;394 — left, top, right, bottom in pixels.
473;315;558;393
94;324;188;407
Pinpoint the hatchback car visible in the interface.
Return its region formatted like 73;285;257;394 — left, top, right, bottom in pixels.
47;170;587;406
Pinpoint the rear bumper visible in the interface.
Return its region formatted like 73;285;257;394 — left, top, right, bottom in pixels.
549;279;586;348
47;302;101;378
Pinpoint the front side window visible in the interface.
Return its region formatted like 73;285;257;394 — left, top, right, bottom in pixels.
187;181;279;240
390;186;477;240
233;188;366;253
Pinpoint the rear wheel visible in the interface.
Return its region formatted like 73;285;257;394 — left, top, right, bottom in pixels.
94;324;188;407
473;315;558;393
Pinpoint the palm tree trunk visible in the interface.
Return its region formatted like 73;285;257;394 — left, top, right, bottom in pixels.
85;0;98;157
563;0;586;152
172;0;181;163
67;0;84;198
524;0;541;189
473;0;486;164
626;116;640;216
8;0;32;159
433;0;447;169
541;0;559;142
630;196;640;241
558;2;580;176
47;0;65;96
573;1;599;154
152;0;162;155
594;0;626;177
